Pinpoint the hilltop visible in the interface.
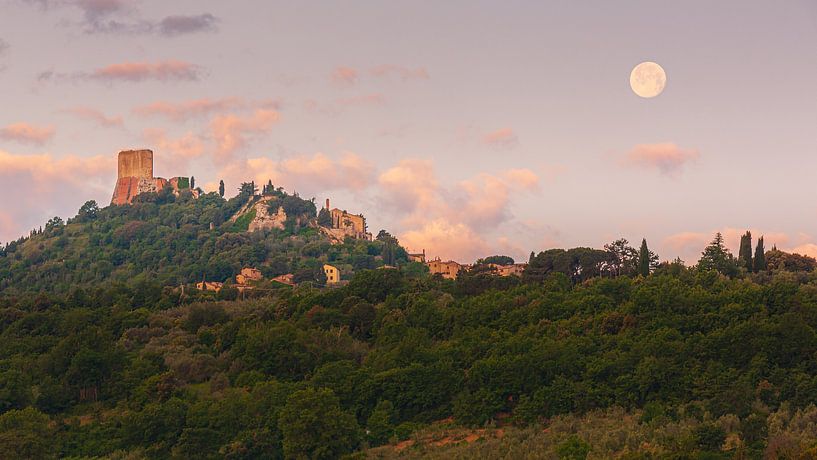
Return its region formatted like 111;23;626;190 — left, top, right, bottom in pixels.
0;180;412;296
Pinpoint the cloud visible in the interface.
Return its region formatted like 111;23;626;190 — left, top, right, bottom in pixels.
210;109;280;162
400;220;491;263
134;97;245;121
0;38;8;55
331;66;359;86
370;64;429;81
482;128;519;149
90;60;202;82
25;1;220;36
62;106;123;128
377;159;541;261
0;149;115;241
142;128;205;172
625;142;699;176
240;152;376;194
158;13;218;36
0;123;55;145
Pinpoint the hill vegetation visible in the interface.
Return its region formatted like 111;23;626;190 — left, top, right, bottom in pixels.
2;194;817;458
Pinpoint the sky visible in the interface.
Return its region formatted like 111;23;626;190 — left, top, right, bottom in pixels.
1;0;817;264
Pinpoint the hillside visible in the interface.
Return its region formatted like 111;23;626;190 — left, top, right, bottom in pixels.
2;238;817;458
0;186;409;296
4;194;817;458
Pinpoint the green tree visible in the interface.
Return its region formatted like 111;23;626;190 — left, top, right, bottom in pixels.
556;435;591;459
0;407;53;459
219;180;225;197
754;236;766;271
366;400;396;446
190;176;195;189
477;255;515;266
738;230;753;273
698;232;738;276
279;388;359;459
637;238;652;277
77;200;99;221
604;238;638;276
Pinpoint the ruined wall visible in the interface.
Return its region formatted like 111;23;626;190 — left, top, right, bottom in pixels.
117;149;154;179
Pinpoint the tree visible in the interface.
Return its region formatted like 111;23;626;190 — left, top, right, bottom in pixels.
190;176;195;189
698;232;738;276
218;180;225;197
367;400;396;446
279;388;359;459
738;230;753;273
638;238;651;277
604;238;638;276
45;216;64;232
77;200;99;221
754;236;766;272
317;208;332;227
477;255;515;266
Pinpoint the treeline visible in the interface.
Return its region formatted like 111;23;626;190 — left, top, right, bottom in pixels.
3;257;817;457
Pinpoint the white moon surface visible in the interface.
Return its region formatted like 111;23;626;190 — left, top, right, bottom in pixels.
630;62;666;98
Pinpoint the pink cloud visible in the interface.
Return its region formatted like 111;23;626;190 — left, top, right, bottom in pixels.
331;66;359;86
625;142;699;176
90;60;202;82
370;64;429;81
133;97;246;121
400;219;491;263
0;123;55;145
482;128;519;149
0;149;115;241
210;109;280;163
63;107;123;128
142;128;205;171
377;159;541;261
240;152;375;194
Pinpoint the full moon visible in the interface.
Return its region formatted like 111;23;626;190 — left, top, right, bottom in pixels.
630;61;666;98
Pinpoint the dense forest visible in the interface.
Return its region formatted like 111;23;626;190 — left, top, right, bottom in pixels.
2;190;817;458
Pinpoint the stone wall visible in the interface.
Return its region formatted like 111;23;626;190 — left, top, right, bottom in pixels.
117;149;154;179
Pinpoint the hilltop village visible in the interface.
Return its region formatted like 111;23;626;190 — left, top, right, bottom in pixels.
110;148;527;287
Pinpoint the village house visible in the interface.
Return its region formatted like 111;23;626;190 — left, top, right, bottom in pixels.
490;263;528;277
271;273;295;286
323;264;340;284
196;280;223;292
324;199;373;241
408;249;426;263
426;258;464;280
235;267;263;285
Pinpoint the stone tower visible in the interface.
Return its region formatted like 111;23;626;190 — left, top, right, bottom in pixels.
117;149;154;180
111;149;166;205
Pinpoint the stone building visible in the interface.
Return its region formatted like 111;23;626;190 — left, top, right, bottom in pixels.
490;263;527;277
111;149;199;205
408;249;426;263
196;281;224;292
323;264;340;284
426;258;464;280
324;199;372;241
236;267;263;285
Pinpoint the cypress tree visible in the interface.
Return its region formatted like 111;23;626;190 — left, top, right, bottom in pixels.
190;176;195;189
738;230;753;273
218;180;225;197
754;236;766;272
638;238;650;277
